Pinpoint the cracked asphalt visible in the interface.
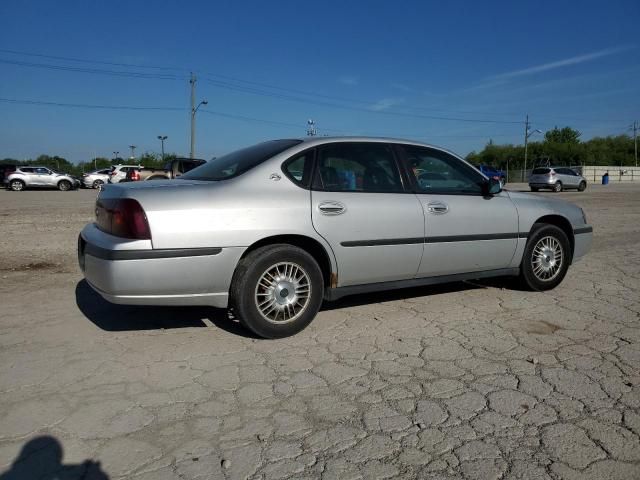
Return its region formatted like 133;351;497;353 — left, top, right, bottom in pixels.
0;183;639;479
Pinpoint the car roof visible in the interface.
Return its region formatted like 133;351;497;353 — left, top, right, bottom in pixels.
288;136;464;160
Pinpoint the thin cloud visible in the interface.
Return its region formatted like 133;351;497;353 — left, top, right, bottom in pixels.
489;45;633;80
339;75;358;86
391;82;412;92
370;98;404;111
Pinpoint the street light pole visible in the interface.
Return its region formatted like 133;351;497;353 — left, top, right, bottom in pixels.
634;120;638;167
113;151;119;162
157;135;168;162
129;145;137;160
190;72;208;159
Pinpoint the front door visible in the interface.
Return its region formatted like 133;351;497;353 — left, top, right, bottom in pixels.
396;145;519;277
310;142;424;287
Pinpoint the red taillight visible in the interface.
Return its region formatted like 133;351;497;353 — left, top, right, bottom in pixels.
131;170;140;181
95;198;151;239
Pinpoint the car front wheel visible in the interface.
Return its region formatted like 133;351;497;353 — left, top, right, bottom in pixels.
520;223;571;291
230;244;324;338
578;181;586;192
93;179;104;189
58;180;71;191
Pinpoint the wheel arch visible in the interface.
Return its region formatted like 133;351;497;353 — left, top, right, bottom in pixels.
531;214;574;259
239;234;337;288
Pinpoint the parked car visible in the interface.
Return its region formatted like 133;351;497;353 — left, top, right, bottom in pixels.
108;165;141;184
7;166;80;191
78;137;592;338
125;158;205;182
82;168;112;189
476;164;506;186
0;164;17;186
529;167;587;192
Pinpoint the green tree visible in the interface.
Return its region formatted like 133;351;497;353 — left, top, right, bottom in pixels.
544;126;581;144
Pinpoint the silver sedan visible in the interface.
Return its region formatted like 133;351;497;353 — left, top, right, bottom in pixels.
78;137;592;338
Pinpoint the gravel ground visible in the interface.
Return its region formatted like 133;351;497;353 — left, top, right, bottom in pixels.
0;183;639;479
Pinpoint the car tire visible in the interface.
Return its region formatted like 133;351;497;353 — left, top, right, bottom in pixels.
93;179;104;189
530;187;539;192
9;179;25;191
58;180;71;191
578;181;586;192
553;181;563;192
519;223;571;291
230;244;324;339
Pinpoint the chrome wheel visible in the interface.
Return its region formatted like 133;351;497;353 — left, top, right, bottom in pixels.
254;262;311;324
10;180;23;191
531;236;563;281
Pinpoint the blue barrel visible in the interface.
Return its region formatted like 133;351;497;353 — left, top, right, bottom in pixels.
602;174;609;185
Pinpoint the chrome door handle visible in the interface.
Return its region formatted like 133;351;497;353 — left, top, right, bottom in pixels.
426;202;449;214
318;201;346;215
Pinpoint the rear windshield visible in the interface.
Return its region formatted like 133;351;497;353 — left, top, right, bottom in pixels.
532;168;550;174
181;139;302;181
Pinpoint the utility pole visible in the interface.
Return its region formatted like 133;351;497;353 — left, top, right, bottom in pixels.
129;145;137;160
523;115;542;182
634;120;638;167
158;135;168;162
523;114;529;183
190;72;208;159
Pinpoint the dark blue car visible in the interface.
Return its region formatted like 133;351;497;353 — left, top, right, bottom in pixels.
477;165;506;185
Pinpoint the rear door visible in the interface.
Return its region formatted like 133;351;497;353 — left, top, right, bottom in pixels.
397;145;519;277
310;142;424;287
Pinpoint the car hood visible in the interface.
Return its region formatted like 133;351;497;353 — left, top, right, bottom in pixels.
506;190;586;227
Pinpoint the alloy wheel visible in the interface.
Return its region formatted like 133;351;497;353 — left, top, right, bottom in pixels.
254;262;311;324
531;236;563;281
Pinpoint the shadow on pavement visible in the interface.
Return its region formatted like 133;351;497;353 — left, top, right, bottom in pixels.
0;436;109;480
75;280;258;337
322;280;484;310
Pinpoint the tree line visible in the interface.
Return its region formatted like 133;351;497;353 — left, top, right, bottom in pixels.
466;127;637;170
0;152;178;177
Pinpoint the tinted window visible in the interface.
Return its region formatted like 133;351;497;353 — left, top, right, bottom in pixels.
314;143;403;193
35;167;49;174
20;168;34;173
532;168;551;174
402;146;484;194
283;152;311;186
182;139;302;181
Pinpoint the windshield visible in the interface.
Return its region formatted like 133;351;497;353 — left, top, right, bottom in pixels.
181;139;302;181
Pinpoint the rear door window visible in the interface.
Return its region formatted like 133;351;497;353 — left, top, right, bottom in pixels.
313;143;403;193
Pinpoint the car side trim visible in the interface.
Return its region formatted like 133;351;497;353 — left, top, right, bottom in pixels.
341;237;424;247
85;243;222;261
325;267;520;301
340;232;529;247
573;226;593;235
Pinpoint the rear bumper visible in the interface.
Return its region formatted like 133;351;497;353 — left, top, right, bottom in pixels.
78;224;244;308
528;182;555;188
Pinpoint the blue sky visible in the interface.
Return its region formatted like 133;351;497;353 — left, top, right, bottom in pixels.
1;0;639;163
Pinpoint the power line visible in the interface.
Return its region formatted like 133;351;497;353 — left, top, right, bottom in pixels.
0;58;186;80
0;48;187;71
0;97;519;139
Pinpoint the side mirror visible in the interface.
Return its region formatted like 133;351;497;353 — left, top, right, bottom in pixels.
483;177;502;195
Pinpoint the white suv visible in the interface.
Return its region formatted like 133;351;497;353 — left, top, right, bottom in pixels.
108;165;141;183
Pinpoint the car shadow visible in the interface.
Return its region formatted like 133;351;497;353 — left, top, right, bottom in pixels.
74;280;258;338
76;277;517;336
321;280;484;310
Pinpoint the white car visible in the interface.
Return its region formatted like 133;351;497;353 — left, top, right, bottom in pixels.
108;165;141;183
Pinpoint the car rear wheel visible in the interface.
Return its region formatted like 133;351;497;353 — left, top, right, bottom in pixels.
530;186;539;192
93;179;104;189
230;244;324;339
578;181;587;192
520;223;570;291
9;179;25;191
58;180;71;191
553;181;563;192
